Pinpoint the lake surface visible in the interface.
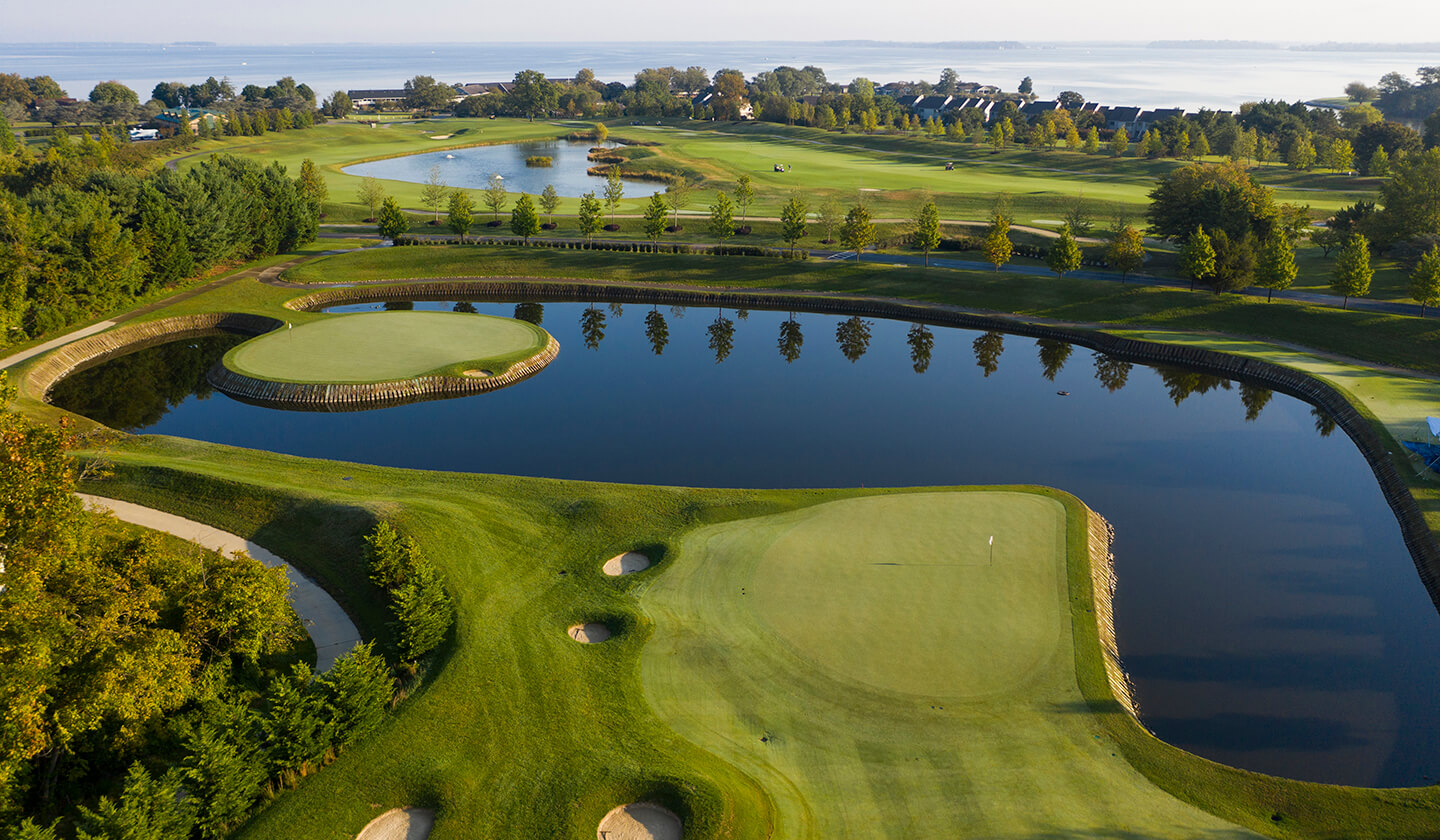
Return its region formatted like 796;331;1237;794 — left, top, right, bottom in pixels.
51;301;1440;788
6;41;1439;111
341;140;656;198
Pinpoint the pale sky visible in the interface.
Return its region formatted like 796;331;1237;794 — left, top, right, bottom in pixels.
7;0;1440;43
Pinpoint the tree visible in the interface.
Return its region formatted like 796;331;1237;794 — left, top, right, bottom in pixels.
88;80;138;105
906;323;935;373
578;191;603;243
421;164;447;223
295;159;328;217
780;194;809;256
912;199;941;266
377;196;409;239
1346;81;1378;102
817;196;843;244
446;190;474;243
1331;234;1373;308
1410;245;1440;315
1256;233;1297;301
1083;126;1101;154
510;69;557;120
1107;225;1146;283
403;75;453;114
1018;76;1034;96
1094;352;1133;391
733;173;755;224
983;219;1013;271
317;643;393;747
839;204;875;261
76;763;195;840
510;194;540;242
1326;139;1356;172
538;184;560;226
356;176;385;222
603;167;624;226
1178;226;1216;290
483;173;508;222
1046;224;1082;278
1287;137;1317;170
182;711;266;840
1375;148;1440;246
708;190;735;243
580;305;607;349
324;90;352;118
937;67;959;95
1369;146;1391;177
642;192;668;244
1109;127;1129;157
664;179;692;231
1146;162;1277;243
594;122;609;143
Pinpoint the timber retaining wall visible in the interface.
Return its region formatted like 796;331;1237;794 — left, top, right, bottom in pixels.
1087;509;1137;717
284;277;1440;613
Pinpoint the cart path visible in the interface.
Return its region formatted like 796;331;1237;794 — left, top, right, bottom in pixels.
78;494;362;672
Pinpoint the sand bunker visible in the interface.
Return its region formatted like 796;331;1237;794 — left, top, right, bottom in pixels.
462;369;493;378
597;803;683;840
603;552;651;576
568;623;612;643
357;807;435;840
429;134;453;139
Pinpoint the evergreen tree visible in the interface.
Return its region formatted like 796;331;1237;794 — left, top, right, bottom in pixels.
1192;131;1211;158
510;194;540;242
911;199;941;266
1045;224;1083;278
260;664;334;774
1256;233;1297;301
318;642;394;746
377;196;409;240
447;190;474;243
1331;233;1373;308
1178;226;1216;290
134;182;193;288
74;764;196;840
1106;224;1146;283
1410;245;1440;316
182;711;266;840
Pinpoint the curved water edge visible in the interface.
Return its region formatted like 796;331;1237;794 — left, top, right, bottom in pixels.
340;139;656;197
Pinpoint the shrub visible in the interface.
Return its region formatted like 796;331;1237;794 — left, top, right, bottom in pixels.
524;155;552;167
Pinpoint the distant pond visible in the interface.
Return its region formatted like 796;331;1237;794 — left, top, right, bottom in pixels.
50;301;1440;789
342;140;658;198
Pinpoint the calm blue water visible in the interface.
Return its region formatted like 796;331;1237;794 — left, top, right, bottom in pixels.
4;41;1438;111
342;140;655;198
51;302;1440;788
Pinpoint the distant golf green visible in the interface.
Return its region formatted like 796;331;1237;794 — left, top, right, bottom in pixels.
642;492;1258;839
224;311;549;383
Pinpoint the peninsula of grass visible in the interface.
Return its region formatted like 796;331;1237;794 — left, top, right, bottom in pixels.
221;311;551;384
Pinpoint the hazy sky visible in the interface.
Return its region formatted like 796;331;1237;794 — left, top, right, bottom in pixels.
8;0;1440;43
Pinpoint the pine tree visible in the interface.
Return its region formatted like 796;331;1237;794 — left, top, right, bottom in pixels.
1410;245;1440;316
376;196;409;240
260;664;334;774
1192;131;1211;158
75;764;196;840
1256;233;1297;301
1331;233;1373;308
1046;224;1083;278
318;642;394;746
297;158;328;212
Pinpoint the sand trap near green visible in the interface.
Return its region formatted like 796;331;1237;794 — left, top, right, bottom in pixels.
225;311;549;384
641;492;1258;839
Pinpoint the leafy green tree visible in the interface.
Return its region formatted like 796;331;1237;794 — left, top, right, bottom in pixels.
1326;138;1356;171
1139;129;1164;158
708;190;735;243
1107;224;1146;283
403;75;454;114
1109;127;1129;157
483;173;508;222
780;194;808;255
817;196;843;244
1409;245;1440;315
538;184;560;226
1331;233;1373;308
989;123;1005;151
297;158;328;213
356;176;385;222
135;182;194;287
733;173;755;224
664;178;692;230
0;113;18;155
88;80;138;105
1239;382;1273;421
1178;226;1217;290
1375;148;1440;246
912;199;941;266
594;122;609;143
1369;146;1390;177
377;196;409;239
983;219;1013;271
1084;126;1101;154
1256;233;1297;301
446;190;474;243
1046;224;1083;278
1287;137;1317;170
642;192;668;244
1193;132;1211;158
324;90;352;118
510;194;540;242
839;204;875;261
510;69;557;120
421;164;447;223
603;167;624;226
1146;162;1277;243
1093;352;1132;391
578;191;603;243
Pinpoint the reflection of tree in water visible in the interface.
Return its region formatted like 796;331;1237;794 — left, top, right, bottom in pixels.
1092;352;1132;392
1239;382;1273;422
453;301;478;314
644;306;669;356
669;305;687;319
906;324;934;373
835;316;873;363
777;316;803;363
1036;339;1072;381
383;300;415;311
972;331;1004;377
513;302;544;325
580;305;607;350
707;310;736;363
48;334;245;431
1157;367;1230;406
608;301;624;318
1312;406;1337;437
735;308;749;321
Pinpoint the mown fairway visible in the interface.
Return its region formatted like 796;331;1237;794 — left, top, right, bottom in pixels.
642;492;1258;839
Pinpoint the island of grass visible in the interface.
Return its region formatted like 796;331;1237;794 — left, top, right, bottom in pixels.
212;310;557;409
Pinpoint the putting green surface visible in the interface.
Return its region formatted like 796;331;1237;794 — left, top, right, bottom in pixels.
225;311;549;383
642;492;1258;839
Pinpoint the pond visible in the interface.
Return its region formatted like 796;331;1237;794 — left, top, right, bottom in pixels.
341;140;659;198
51;300;1440;789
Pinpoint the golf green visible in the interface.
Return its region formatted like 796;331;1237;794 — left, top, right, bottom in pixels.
641;492;1258;839
224;311;550;383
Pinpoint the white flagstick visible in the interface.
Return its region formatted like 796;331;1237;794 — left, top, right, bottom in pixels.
989;534;994;564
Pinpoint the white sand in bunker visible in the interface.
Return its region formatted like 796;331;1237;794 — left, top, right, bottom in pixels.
597;803;683;840
569;623;613;643
462;369;493;378
356;807;434;840
603;552;651;576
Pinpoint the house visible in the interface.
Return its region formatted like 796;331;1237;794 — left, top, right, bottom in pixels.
154;107;223;132
1134;107;1186;133
456;82;511;97
1102;106;1143;132
952;97;995;122
912;95;955;120
1018;100;1061;118
347;89;409;109
692;92;753;119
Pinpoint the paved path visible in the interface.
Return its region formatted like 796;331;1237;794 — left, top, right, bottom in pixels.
78;494;362;671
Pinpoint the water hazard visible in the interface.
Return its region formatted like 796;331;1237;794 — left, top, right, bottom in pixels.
51;300;1440;788
342;140;657;198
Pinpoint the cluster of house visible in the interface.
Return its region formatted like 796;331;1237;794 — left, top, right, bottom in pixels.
347;80;574;110
902;95;1224;133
